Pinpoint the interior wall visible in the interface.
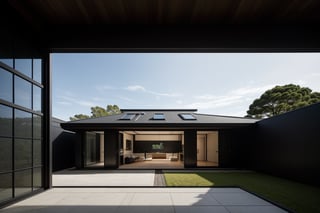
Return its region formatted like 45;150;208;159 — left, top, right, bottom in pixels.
99;134;104;162
135;134;181;141
253;103;320;186
197;135;206;161
123;133;133;157
207;132;219;163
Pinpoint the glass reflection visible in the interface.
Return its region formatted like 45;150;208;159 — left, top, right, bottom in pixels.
33;167;42;189
0;59;13;68
14;76;32;109
15;139;32;169
0;138;12;172
0;104;12;137
33;59;42;83
14;170;32;196
0;173;12;202
14;59;32;77
33;85;42;112
14;109;32;138
33;115;42;139
0;68;12;102
33;140;42;166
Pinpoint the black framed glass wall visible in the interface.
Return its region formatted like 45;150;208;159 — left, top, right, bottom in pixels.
0;59;43;204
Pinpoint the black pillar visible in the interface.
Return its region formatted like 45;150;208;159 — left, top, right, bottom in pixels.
43;54;52;189
184;130;197;168
74;131;84;169
104;130;119;169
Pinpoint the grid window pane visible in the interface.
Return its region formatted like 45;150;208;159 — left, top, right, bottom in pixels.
14;59;32;77
0;138;12;172
33;167;42;189
33;59;42;84
14;139;32;169
14;109;32;138
0;68;13;102
14;76;32;109
0;59;14;68
33;115;42;139
33;85;42;112
0;173;12;202
33;140;42;166
14;169;32;197
0;104;12;137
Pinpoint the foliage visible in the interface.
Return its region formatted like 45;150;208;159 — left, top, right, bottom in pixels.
164;172;320;213
70;105;120;121
246;84;320;118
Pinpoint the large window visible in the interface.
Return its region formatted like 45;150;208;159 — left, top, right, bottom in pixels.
0;68;12;102
0;58;44;204
14;76;32;109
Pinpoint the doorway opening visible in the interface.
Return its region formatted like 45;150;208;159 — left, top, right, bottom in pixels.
197;131;219;167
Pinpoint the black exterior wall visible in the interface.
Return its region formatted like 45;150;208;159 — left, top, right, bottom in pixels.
51;118;76;172
219;127;254;168
74;132;84;169
252;103;320;186
184;130;197;168
104;130;120;169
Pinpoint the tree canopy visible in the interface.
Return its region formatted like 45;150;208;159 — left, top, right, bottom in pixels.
246;84;320;118
70;105;121;121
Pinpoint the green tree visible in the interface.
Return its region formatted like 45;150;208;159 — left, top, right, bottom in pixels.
246;84;320;118
70;105;121;121
69;114;90;121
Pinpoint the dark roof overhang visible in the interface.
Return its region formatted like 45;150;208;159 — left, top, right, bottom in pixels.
3;0;320;52
60;122;254;132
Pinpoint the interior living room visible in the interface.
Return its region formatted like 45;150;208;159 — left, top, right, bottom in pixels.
83;130;219;169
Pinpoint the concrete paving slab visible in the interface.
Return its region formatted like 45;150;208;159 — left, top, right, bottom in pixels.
128;193;172;206
0;188;288;213
53;170;155;186
170;193;220;206
174;206;229;213
226;206;289;213
211;191;271;206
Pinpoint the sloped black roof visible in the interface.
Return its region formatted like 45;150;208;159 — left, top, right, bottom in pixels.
61;109;258;131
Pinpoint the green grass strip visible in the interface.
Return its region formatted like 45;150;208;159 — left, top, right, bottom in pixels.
164;172;320;213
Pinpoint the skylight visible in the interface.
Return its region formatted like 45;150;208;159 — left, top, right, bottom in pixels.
179;113;197;120
153;113;165;120
119;113;136;120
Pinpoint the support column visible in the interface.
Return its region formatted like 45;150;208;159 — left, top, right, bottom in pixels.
43;53;52;189
74;131;84;169
184;130;197;168
104;130;119;169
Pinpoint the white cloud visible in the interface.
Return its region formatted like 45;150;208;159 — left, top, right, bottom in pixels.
126;85;181;97
186;95;243;110
311;72;320;77
176;100;183;105
231;85;275;96
57;101;72;106
187;84;278;113
118;96;137;103
58;95;98;107
126;85;146;91
95;85;116;91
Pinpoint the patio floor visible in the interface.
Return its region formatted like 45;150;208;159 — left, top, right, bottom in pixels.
0;187;288;213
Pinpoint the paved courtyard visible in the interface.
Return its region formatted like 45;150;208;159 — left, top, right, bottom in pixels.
53;169;155;186
1;170;289;212
0;187;288;213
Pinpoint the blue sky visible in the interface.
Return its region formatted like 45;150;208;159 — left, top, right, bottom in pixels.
52;53;320;121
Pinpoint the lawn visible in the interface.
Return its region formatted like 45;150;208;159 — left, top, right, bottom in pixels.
164;171;320;213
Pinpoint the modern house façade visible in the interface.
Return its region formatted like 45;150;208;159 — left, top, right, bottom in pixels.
60;109;258;169
1;0;320;208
